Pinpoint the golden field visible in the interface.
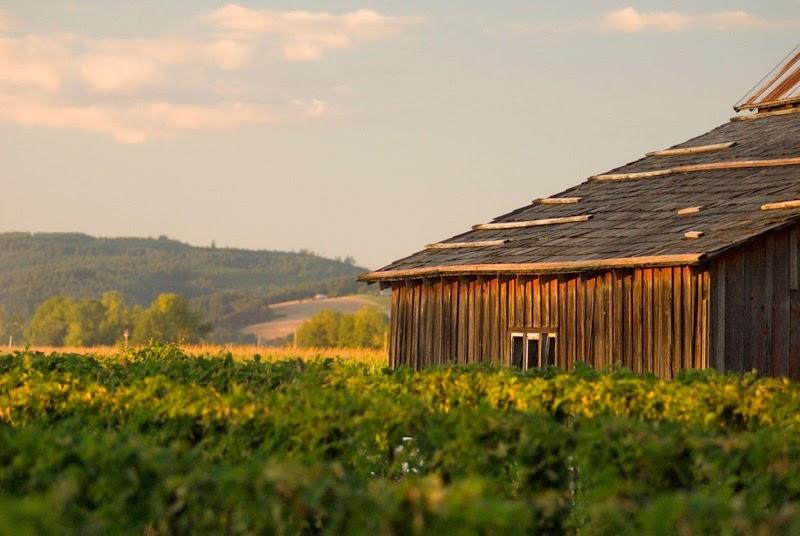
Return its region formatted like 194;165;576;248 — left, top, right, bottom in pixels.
7;344;388;367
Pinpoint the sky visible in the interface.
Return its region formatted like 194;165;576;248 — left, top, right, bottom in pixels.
0;2;799;269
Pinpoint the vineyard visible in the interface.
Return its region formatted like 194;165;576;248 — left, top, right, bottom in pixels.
2;346;800;534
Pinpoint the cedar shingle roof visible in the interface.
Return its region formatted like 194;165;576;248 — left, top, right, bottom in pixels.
362;112;800;281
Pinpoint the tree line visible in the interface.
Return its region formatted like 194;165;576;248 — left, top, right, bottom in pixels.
0;293;389;349
1;292;210;346
295;306;388;350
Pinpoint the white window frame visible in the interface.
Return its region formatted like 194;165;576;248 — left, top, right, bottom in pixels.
510;330;557;370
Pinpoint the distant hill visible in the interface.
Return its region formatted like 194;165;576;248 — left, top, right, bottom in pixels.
0;233;367;323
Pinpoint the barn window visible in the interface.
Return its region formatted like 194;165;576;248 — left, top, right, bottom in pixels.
511;331;557;370
511;333;525;369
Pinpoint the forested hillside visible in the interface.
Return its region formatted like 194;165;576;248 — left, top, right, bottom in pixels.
0;233;365;318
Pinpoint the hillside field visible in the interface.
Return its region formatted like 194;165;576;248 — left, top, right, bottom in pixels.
1;345;800;534
242;294;390;342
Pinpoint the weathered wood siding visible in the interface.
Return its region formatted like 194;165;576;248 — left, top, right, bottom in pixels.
390;266;710;378
709;223;800;377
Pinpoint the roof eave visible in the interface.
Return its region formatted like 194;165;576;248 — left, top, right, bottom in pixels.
358;253;707;283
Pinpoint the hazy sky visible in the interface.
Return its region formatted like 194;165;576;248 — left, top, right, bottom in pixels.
1;2;798;268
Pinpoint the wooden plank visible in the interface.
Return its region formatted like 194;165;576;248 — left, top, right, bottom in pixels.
411;283;421;370
676;157;800;173
481;278;491;363
390;288;399;367
594;274;605;369
540;276;550;328
405;284;414;368
567;277;577;369
605;272;614;370
733;107;800;120
533;277;542;328
726;253;745;373
764;236;774;375
663;268;674;378
549;276;558;327
773;232;791;376
440;280;450;365
432;281;442;366
489;278;499;365
701;272;710;369
684;231;704;239
682;267;694;370
457;279;468;365
472;214;591;230
647;142;735;157
745;242;765;373
643;268;654;374
713;260;726;371
761;199;800;211
515;277;524;329
359;254;706;282
622;271;633;368
791;288;800;379
499;277;508;365
633;269;643;374
613;271;624;368
426;240;508;249
576;275;586;362
585;275;596;366
467;279;477;364
421;283;431;367
535;197;581;205
395;286;404;367
792;229;799;290
653;268;664;377
672;267;682;378
451;279;461;364
523;276;533;327
677;206;703;215
592;169;673;181
588;157;800;183
558;275;568;368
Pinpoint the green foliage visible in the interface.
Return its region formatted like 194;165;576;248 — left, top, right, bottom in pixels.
131;294;211;345
24;292;209;346
0;232;366;317
0;305;26;346
296;305;388;349
2;348;800;532
25;297;72;345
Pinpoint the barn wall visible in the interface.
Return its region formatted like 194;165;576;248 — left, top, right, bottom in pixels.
390;266;710;378
709;223;800;377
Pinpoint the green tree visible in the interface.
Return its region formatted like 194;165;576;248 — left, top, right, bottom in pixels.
295;306;388;349
0;305;25;346
25;297;73;345
132;293;210;344
351;306;388;349
296;310;343;348
98;291;133;344
64;299;107;346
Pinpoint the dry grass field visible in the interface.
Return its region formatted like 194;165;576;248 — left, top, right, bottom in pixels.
242;294;389;343
10;343;388;367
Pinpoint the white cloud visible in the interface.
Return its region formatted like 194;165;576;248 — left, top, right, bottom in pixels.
0;90;281;143
0;4;422;142
294;98;330;118
204;5;424;61
601;7;771;32
513;7;800;34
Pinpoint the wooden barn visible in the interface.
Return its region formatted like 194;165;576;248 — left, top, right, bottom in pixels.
360;45;800;378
